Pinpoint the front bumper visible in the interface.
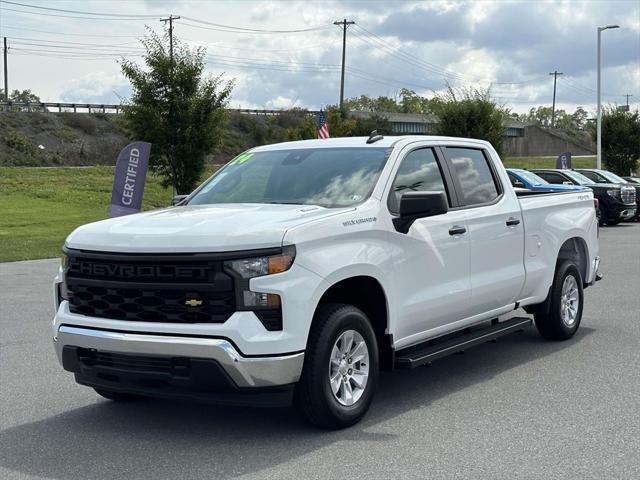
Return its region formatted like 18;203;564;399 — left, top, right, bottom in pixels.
54;325;304;390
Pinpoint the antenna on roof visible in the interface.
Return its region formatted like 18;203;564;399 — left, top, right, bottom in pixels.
366;130;384;144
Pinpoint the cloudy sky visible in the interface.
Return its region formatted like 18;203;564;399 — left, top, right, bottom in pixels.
1;0;638;115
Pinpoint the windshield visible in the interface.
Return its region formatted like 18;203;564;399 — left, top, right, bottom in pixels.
516;170;549;185
563;170;595;185
188;147;390;208
598;170;627;184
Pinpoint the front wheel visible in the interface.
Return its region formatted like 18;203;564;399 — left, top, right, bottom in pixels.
597;204;607;226
294;303;379;429
534;260;584;340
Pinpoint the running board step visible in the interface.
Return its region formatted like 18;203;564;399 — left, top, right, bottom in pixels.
394;317;532;369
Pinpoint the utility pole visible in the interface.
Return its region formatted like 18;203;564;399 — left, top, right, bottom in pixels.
160;15;180;195
333;19;355;110
160;15;180;67
3;37;8;102
624;93;633;109
549;70;563;128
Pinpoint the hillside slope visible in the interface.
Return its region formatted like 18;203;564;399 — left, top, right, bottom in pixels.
0;111;310;167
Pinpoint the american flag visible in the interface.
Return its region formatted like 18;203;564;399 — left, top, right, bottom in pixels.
318;110;330;139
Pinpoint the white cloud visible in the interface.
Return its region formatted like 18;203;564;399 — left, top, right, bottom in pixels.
60;73;130;103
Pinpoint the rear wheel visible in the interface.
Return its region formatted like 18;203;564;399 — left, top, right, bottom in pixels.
294;303;378;429
93;387;144;402
534;260;584;340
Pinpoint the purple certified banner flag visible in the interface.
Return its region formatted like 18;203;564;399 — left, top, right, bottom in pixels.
556;151;572;169
109;141;151;217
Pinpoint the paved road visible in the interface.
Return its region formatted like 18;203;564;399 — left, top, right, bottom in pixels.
1;224;639;480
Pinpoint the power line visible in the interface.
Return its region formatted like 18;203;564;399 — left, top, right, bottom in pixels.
180;15;332;34
0;5;157;20
0;0;158;18
354;24;544;87
0;25;141;38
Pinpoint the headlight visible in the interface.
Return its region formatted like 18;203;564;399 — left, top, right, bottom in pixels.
225;246;295;279
606;189;620;199
61;253;69;270
224;246;295;320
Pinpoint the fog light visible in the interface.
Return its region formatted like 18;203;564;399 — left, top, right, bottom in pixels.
242;291;281;308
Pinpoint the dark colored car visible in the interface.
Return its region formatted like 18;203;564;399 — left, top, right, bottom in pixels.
531;169;636;225
576;169;640;221
506;168;588;192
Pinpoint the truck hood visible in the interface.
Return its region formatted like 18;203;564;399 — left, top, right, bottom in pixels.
66;204;351;253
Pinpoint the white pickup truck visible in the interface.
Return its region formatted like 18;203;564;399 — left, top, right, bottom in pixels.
53;135;601;428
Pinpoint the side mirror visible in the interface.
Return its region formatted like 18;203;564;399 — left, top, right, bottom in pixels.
393;191;448;234
563;181;573;185
514;181;525;188
171;194;188;206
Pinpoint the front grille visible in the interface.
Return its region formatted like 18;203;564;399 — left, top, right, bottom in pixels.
621;187;636;204
65;251;236;324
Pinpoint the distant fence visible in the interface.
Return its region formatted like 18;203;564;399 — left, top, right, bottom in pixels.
0;102;321;116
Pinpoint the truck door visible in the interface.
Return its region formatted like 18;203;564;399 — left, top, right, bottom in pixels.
388;147;472;345
443;147;525;314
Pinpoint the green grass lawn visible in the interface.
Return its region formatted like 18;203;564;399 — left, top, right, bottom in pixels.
0;166;219;262
503;155;596;169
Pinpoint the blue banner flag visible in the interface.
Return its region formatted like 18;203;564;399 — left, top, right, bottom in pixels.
556;152;572;169
110;142;151;217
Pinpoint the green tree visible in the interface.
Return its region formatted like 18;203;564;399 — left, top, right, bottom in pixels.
121;30;233;194
431;86;506;156
571;107;590;130
351;114;393;136
325;107;356;137
1;89;43;111
592;107;640;176
398;88;432;114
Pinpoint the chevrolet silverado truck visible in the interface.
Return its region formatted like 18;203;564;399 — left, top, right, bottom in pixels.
53;136;601;429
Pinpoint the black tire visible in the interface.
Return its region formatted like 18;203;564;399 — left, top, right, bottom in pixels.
597;204;607;226
93;387;144;402
294;303;379;429
534;260;584;340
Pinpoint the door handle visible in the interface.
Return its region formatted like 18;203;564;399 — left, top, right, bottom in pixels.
506;217;521;227
449;225;467;236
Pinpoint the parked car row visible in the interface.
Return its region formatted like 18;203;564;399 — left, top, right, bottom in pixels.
506;168;638;226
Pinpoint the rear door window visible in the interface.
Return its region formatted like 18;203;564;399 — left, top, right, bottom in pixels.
447;148;500;206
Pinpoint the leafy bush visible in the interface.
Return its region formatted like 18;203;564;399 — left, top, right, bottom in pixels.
3;130;36;155
431;86;506;156
59;113;97;135
50;127;78;143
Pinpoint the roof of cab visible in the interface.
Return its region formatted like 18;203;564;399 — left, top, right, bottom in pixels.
250;136;492;152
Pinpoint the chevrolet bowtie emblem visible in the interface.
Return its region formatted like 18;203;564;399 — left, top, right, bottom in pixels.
185;299;203;307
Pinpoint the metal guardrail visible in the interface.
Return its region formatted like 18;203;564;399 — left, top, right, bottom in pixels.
0;102;321;116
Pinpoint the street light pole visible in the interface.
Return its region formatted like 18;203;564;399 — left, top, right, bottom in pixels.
597;24;620;170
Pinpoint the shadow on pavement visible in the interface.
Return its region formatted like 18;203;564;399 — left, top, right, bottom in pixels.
0;327;594;480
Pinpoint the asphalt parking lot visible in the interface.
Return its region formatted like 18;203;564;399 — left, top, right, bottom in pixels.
1;223;639;480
